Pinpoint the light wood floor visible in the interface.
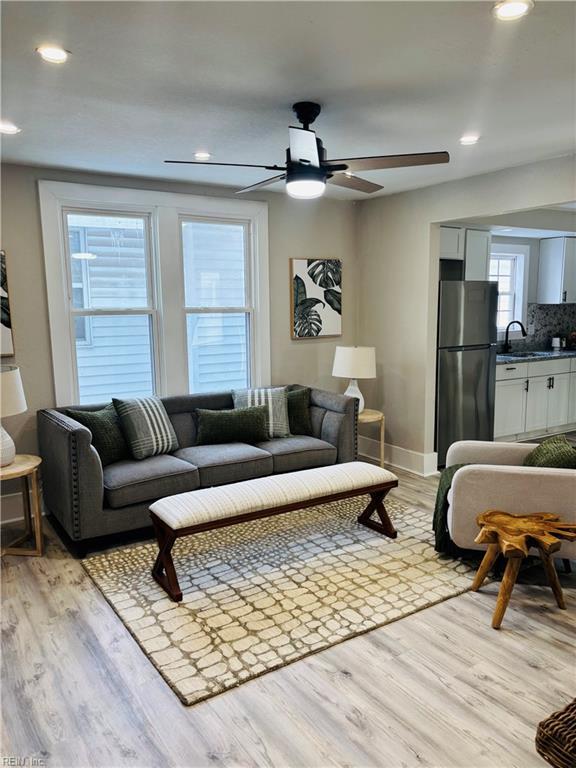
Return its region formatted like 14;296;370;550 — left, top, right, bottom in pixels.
1;467;574;768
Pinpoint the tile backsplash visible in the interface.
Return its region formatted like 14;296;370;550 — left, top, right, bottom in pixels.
507;303;576;351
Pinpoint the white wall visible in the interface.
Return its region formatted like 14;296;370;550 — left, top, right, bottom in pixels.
356;154;576;474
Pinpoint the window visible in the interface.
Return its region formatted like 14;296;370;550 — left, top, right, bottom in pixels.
64;212;156;404
39;182;270;406
489;254;516;330
182;220;251;392
489;243;529;333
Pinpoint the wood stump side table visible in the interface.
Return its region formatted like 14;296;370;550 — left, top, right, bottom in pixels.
358;409;385;468
0;454;43;557
471;510;576;630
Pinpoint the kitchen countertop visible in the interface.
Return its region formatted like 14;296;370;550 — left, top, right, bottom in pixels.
496;350;576;364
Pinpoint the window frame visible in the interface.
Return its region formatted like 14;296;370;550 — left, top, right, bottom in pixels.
39;181;270;405
489;242;530;340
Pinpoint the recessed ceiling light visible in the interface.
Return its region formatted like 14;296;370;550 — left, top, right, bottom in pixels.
0;121;22;135
459;134;480;146
194;151;211;161
492;0;534;21
36;46;69;64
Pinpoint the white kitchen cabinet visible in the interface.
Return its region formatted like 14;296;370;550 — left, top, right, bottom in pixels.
524;375;549;433
547;373;571;428
495;358;575;437
569;372;576;424
494;379;527;438
440;227;465;260
537;237;576;304
464;229;491;280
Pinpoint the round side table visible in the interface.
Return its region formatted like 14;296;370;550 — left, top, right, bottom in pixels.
0;454;43;557
358;409;385;468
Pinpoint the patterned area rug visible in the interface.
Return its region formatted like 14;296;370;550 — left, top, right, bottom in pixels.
82;497;476;705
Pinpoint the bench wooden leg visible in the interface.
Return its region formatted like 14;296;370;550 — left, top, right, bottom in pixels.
151;516;182;602
358;490;397;539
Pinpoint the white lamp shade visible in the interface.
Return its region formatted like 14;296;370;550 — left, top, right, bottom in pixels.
332;346;376;379
1;365;27;417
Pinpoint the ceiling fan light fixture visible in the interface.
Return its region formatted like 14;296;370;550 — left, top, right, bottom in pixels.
286;179;326;199
286;166;326;199
492;0;534;21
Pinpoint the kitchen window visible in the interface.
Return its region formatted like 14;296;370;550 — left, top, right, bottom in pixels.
489;243;529;333
39;182;270;405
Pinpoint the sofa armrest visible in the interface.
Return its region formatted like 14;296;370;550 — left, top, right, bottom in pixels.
446;440;539;468
309;388;358;463
37;410;104;541
448;464;576;552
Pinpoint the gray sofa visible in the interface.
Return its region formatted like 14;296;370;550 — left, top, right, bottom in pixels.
37;386;358;547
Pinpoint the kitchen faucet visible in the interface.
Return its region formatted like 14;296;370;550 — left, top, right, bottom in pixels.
503;320;527;353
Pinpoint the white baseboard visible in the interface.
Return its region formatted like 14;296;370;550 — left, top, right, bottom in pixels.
359;436;439;477
1;492;29;525
0;490;46;525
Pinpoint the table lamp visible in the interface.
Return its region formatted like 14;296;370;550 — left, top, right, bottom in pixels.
1;365;27;467
332;346;376;413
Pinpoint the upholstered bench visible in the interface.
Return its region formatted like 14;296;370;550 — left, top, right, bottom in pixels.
149;461;399;601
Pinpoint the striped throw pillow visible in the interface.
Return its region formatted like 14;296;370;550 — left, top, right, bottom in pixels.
113;396;179;460
232;386;290;439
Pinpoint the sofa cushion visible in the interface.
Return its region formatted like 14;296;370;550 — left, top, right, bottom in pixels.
195;406;269;445
66;403;130;466
287;388;313;436
174;444;273;487
523;435;576;469
113;396;179;460
103;455;200;509
232;386;290;438
256;436;337;473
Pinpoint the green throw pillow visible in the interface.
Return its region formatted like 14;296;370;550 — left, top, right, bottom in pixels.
66;404;130;467
195;406;268;446
232;386;290;438
113;396;179;460
523;435;576;469
287;388;313;436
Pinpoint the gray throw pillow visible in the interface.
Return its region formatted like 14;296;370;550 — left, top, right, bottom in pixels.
113;396;179;460
232;386;290;438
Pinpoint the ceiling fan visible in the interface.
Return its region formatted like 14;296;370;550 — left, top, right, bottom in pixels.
165;102;450;199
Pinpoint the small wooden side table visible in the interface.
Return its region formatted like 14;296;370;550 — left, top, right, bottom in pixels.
0;454;43;557
472;510;576;629
358;409;385;468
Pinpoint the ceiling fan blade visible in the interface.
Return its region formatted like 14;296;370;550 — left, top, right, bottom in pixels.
328;173;383;194
165;160;285;171
324;151;450;173
289;127;320;167
235;174;286;194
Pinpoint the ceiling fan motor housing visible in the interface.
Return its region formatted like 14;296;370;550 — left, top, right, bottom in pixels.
292;101;322;130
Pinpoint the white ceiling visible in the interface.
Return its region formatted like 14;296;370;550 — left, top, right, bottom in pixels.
1;1;575;198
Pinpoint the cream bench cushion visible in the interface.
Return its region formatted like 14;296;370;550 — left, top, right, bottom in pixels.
150;461;397;530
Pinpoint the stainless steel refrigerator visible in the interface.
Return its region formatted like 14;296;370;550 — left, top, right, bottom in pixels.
435;281;498;468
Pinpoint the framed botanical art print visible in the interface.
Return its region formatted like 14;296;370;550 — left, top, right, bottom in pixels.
291;258;342;339
0;250;15;356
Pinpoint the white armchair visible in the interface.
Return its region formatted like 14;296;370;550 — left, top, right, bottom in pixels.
445;441;576;560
